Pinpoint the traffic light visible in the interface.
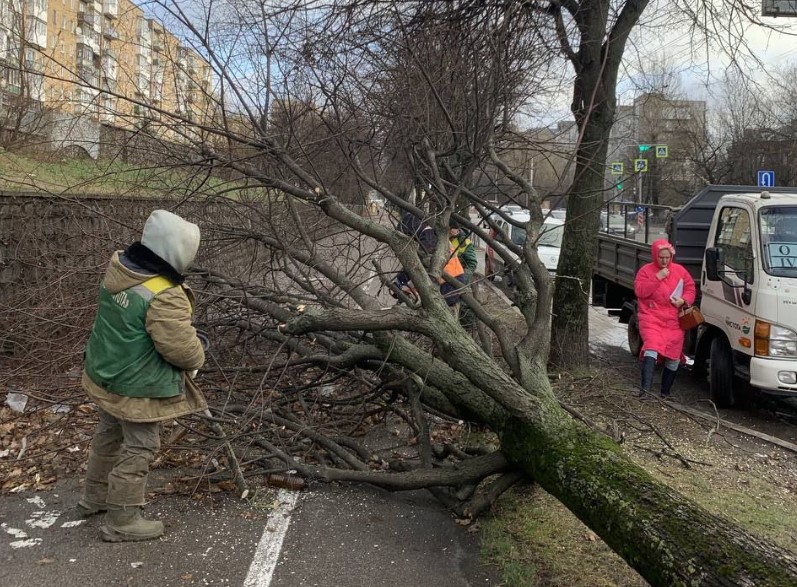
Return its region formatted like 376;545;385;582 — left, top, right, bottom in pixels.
616;183;623;191
639;144;651;152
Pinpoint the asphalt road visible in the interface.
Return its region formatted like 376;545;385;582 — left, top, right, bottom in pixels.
0;476;498;587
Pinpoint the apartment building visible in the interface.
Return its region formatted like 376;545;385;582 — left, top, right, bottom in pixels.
606;92;706;206
0;0;212;138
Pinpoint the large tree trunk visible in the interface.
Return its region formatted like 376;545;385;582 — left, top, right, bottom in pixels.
499;382;797;586
550;110;612;368
549;0;649;370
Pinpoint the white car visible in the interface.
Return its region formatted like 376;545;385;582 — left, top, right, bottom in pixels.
485;207;564;282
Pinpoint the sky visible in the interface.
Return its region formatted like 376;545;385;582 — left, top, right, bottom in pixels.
525;3;797;129
626;5;797;98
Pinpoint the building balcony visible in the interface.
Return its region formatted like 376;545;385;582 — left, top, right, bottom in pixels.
136;25;151;44
78;12;97;27
25;18;47;50
25;0;48;22
152;37;163;52
102;77;117;93
102;25;118;40
78;66;99;87
24;58;43;73
78;31;101;55
102;56;118;79
102;0;118;18
27;72;45;102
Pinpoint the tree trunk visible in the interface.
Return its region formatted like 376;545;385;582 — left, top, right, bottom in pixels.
500;393;797;587
550;110;613;369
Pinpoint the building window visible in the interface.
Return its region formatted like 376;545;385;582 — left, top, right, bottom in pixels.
5;67;21;94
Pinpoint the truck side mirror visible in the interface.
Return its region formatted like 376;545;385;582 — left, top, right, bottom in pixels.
705;247;723;281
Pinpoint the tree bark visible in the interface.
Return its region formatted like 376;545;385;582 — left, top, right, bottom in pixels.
500;390;797;587
550;0;650;369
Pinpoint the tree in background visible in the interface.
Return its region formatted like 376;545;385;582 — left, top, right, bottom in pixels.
0;0;49;148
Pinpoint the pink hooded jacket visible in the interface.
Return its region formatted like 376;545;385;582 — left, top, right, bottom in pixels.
634;239;696;361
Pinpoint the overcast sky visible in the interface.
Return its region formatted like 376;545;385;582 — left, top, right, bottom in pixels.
523;6;797;129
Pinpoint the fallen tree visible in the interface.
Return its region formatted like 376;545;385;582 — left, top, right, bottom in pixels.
5;0;795;584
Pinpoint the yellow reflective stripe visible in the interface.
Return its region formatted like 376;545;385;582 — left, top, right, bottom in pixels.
141;276;174;295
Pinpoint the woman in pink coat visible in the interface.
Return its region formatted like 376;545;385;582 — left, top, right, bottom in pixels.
634;239;696;397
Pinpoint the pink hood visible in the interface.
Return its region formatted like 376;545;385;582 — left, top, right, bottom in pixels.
651;239;675;267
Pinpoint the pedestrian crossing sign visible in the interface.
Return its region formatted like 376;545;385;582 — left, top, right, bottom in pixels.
610;162;623;175
656;145;669;158
634;158;649;173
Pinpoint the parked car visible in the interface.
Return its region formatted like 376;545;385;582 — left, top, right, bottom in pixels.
485;207;564;282
600;211;636;237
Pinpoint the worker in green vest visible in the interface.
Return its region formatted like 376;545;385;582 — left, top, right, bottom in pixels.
79;209;206;542
449;220;477;284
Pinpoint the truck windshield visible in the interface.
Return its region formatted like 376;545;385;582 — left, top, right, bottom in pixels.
509;222;563;248
761;207;797;276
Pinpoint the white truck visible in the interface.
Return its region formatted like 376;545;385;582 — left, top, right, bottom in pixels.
591;185;797;407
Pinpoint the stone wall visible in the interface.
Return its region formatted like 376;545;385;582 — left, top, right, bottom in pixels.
0;193;274;375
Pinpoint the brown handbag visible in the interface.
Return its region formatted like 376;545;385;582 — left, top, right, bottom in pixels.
678;304;704;330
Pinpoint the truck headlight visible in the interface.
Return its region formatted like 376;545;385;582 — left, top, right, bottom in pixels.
755;321;797;357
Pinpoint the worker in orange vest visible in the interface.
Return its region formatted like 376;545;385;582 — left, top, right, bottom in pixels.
393;212;465;307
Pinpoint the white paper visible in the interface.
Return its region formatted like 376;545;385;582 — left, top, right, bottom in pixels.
670;278;684;300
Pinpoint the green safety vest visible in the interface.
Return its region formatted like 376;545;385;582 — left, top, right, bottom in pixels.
84;276;185;398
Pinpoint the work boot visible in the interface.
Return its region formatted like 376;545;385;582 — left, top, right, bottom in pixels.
639;356;656;397
661;367;678;399
101;507;164;542
77;452;118;517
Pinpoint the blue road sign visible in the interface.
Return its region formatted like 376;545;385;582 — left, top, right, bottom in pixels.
758;170;775;187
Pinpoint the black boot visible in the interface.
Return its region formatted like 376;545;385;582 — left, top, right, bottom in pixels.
661;367;678;398
639;356;656;397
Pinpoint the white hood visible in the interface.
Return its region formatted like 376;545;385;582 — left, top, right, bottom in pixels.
140;209;200;275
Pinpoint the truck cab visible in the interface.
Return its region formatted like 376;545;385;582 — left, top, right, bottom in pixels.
700;192;797;405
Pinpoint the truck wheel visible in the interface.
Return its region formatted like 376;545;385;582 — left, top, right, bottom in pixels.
709;336;736;408
627;312;642;357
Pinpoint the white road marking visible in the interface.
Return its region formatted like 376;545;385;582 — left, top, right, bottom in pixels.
61;520;86;528
26;511;61;529
26;496;46;508
10;538;42;548
2;523;29;539
243;490;300;587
